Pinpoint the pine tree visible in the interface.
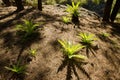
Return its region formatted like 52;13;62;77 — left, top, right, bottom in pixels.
103;0;113;22
38;0;42;11
110;0;120;22
15;0;24;12
2;0;10;6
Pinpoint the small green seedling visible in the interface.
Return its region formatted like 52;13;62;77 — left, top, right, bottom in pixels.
62;16;71;24
101;32;110;38
79;33;97;47
66;1;81;22
5;64;26;74
29;49;37;57
58;40;87;60
16;19;39;37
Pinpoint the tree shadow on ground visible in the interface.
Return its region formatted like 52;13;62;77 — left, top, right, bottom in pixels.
0;7;64;79
7;72;25;80
96;33;115;44
0;29;42;58
0;63;13;79
0;31;15;50
34;68;51;80
102;50;120;70
57;57;91;80
101;22;120;37
15;31;42;61
96;31;120;69
0;56;10;74
50;39;61;51
0;53;20;80
109;23;120;37
0;7;35;32
24;10;63;24
0;28;42;80
0;10;17;20
98;22;120;53
85;47;97;58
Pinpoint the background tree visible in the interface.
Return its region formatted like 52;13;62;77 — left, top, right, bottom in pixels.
103;0;113;22
15;0;24;11
110;0;120;22
38;0;42;11
2;0;10;6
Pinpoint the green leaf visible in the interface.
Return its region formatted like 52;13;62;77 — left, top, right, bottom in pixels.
16;19;39;37
58;39;85;60
69;54;87;60
76;2;81;8
29;49;37;57
62;16;70;24
5;65;26;74
72;2;75;8
66;1;81;17
79;33;97;46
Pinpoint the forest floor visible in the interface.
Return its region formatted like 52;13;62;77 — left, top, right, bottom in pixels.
0;5;120;80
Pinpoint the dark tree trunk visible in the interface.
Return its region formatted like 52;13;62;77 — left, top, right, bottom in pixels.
2;0;10;6
15;0;24;12
38;0;42;11
103;0;113;22
67;0;72;4
110;0;120;22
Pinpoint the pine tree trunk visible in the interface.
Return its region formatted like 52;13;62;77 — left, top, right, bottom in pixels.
103;0;113;22
15;0;24;12
67;0;72;4
110;0;120;22
38;0;42;11
2;0;10;6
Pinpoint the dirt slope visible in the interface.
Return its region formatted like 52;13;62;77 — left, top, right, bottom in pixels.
0;5;120;80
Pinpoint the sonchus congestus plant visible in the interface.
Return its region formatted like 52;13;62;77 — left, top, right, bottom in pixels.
66;1;80;23
16;19;39;37
100;32;110;38
5;64;26;74
79;33;97;47
29;49;37;57
62;16;71;24
58;40;87;60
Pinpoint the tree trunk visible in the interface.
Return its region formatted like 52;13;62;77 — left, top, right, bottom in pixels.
67;0;72;4
110;0;120;22
2;0;10;6
103;0;113;22
15;0;24;12
38;0;42;11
